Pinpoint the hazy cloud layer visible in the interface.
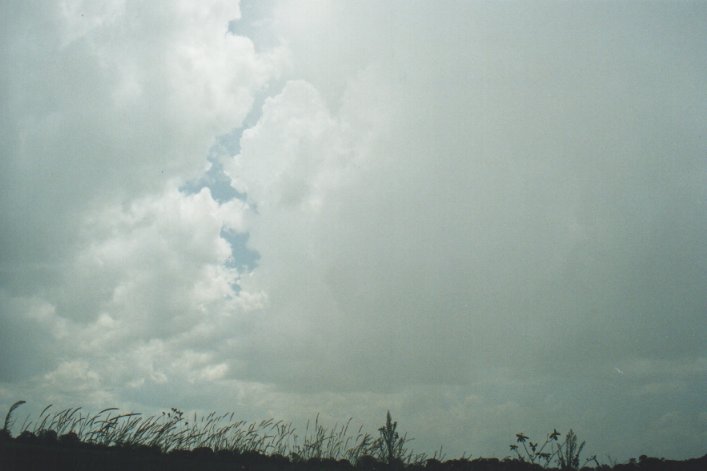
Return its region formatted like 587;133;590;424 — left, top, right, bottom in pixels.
2;0;706;463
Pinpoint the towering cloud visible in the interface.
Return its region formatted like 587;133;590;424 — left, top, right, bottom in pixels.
1;0;705;462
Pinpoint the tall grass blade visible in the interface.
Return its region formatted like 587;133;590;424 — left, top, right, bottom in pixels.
3;400;26;433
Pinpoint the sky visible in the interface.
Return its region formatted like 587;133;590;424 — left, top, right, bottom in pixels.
1;0;706;463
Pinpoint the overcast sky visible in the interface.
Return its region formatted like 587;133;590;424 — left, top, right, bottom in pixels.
1;0;705;463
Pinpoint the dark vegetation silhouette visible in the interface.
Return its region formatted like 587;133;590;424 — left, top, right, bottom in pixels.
1;401;705;471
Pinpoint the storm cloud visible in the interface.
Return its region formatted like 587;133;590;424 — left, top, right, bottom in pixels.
1;0;705;462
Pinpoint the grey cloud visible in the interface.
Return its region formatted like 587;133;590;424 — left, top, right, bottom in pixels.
0;294;61;381
222;0;706;460
1;0;705;464
0;0;279;293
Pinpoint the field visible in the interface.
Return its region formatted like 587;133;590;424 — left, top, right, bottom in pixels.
1;401;705;471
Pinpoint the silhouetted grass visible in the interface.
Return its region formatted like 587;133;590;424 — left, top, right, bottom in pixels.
509;428;596;470
2;401;706;471
1;402;436;465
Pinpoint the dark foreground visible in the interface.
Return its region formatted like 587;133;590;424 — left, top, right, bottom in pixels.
1;431;705;471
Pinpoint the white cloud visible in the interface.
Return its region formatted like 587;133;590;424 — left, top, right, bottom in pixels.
1;0;705;463
0;0;277;425
0;183;268;414
57;0;125;48
220;0;706;459
0;0;286;292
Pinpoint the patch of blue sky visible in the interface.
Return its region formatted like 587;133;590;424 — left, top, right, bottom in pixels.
179;160;244;204
179;65;286;207
179;138;261;280
221;227;260;272
179;73;284;204
182;1;288;284
228;0;280;53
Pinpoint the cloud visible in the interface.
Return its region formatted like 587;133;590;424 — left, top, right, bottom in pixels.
228;0;707;388
1;0;705;463
0;0;277;412
0;292;64;381
0;0;285;291
222;0;706;458
0;184;268;415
